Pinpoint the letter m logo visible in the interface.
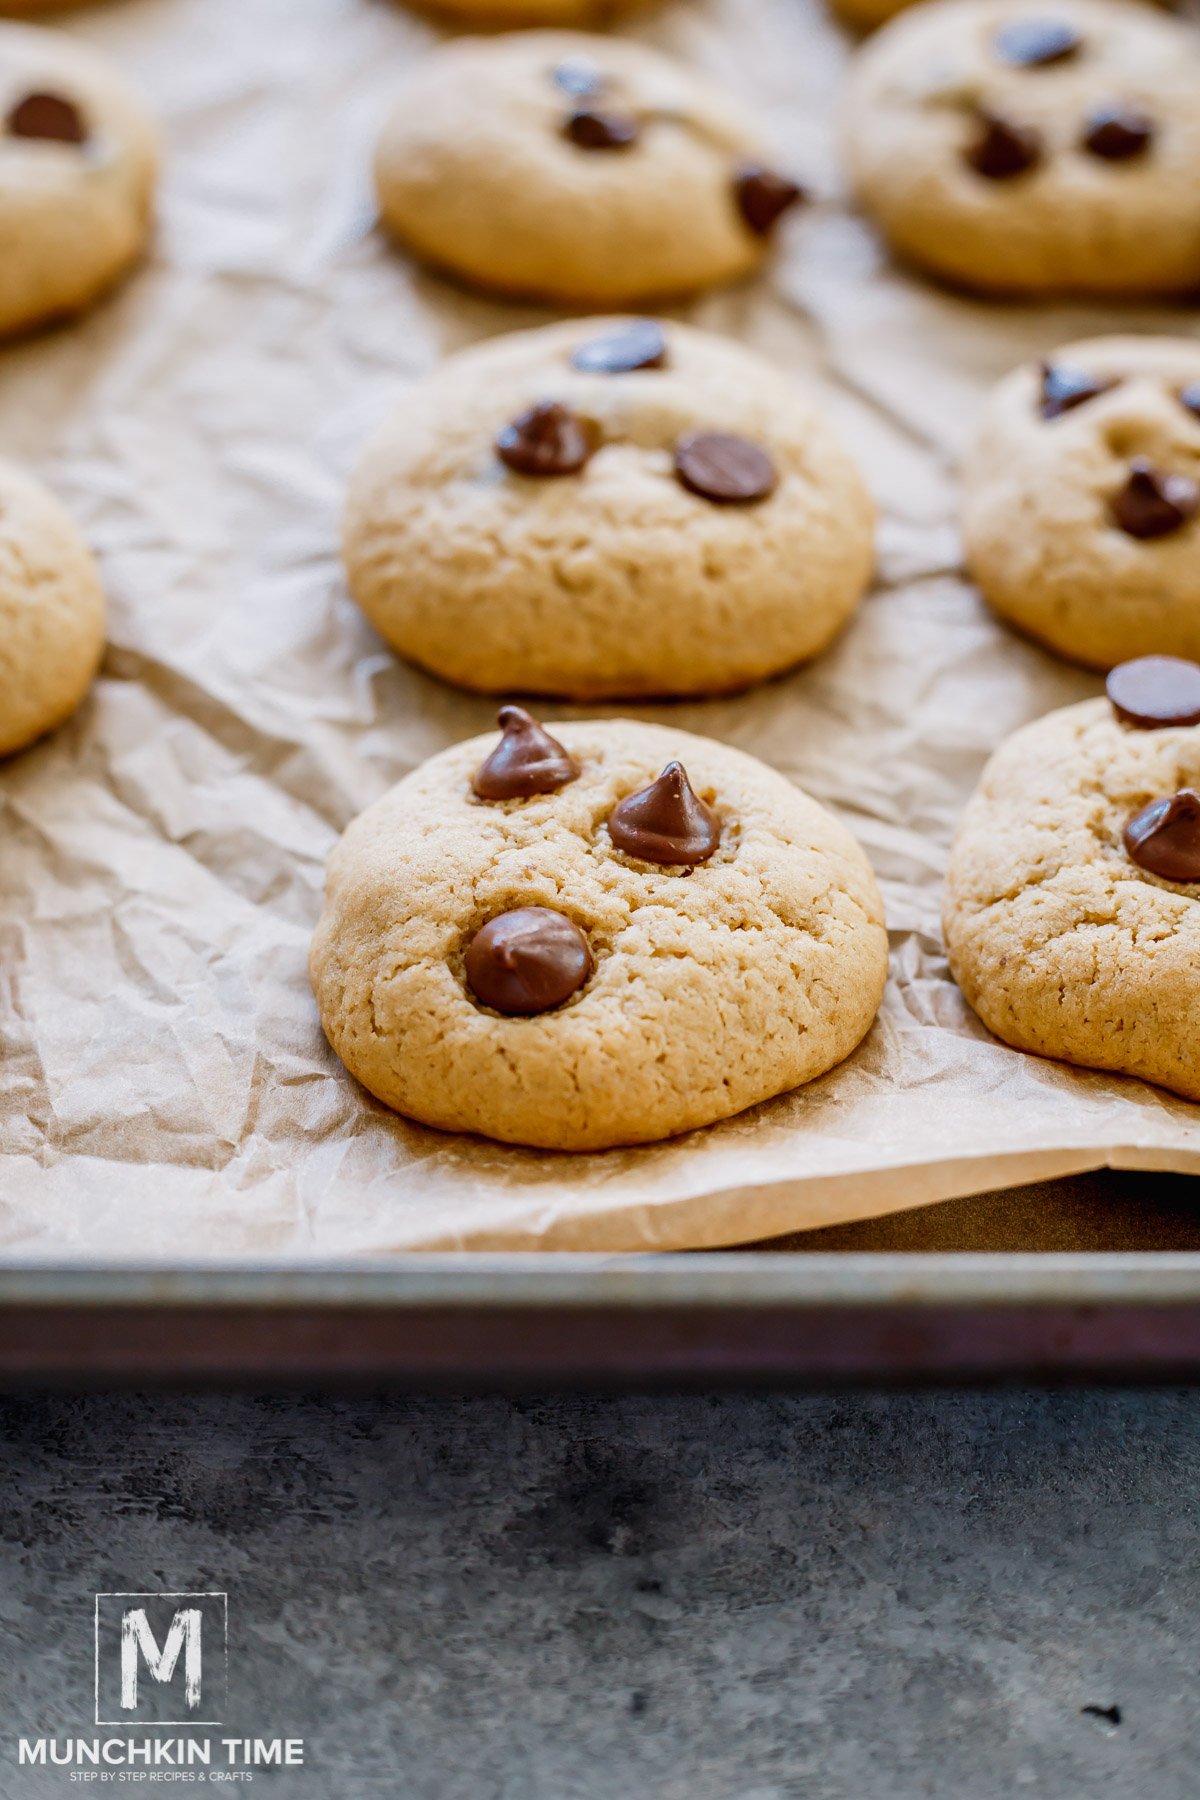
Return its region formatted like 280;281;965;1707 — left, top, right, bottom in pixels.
95;1593;228;1725
121;1607;201;1711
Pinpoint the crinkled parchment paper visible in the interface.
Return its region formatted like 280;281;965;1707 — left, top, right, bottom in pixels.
2;0;1199;1257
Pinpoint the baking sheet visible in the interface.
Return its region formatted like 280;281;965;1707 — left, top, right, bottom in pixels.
2;0;1199;1259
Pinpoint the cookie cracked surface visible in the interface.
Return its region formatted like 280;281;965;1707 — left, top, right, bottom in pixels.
944;694;1200;1102
843;0;1200;296
310;719;889;1150
963;336;1200;670
343;317;874;699
373;32;795;305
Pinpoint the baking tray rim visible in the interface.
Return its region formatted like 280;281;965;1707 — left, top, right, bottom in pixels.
7;1251;1200;1309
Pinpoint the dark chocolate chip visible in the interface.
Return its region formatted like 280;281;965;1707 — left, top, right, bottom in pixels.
1039;361;1117;420
571;320;667;375
464;908;592;1015
993;18;1081;66
563;107;640;151
1180;383;1200;421
965;111;1042;179
673;431;777;505
608;761;720;866
733;163;804;236
496;401;595;477
1082;103;1153;161
1123;789;1200;883
1107;657;1200;730
552;58;605;99
1110;459;1200;540
7;91;87;144
472;706;579;801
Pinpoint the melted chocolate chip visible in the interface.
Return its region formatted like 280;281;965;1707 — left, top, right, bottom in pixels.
563;107;640;151
1110;459;1200;540
472;706;578;801
965;111;1042;179
993;18;1081;65
1039;361;1117;420
496;402;595;477
552;58;605;99
733;164;804;236
1124;790;1200;883
673;431;777;505
464;908;592;1015
571;320;667;375
1107;657;1200;730
1180;383;1200;421
608;762;720;866
7;91;87;144
1083;103;1153;161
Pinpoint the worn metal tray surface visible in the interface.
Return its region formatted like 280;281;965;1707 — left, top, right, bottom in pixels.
3;1172;1200;1385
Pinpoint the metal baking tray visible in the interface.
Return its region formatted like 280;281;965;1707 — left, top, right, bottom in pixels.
3;1171;1200;1385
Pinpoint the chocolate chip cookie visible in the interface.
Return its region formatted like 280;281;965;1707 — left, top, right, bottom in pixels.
311;717;889;1150
373;32;802;305
945;663;1200;1101
0;23;159;336
342;317;874;699
0;460;105;757
963;336;1200;669
843;0;1200;295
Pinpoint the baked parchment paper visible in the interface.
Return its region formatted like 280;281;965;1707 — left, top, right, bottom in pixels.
2;0;1198;1257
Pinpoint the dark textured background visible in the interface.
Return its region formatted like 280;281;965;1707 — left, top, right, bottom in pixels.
1;1387;1196;1798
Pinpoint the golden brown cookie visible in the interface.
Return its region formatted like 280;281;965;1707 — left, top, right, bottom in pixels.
844;0;1200;296
963;336;1200;669
945;671;1200;1101
403;0;655;27
312;718;889;1150
0;22;159;336
343;318;874;699
373;32;801;305
0;460;105;758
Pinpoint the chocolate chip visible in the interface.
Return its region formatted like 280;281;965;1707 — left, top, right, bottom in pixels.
7;91;87;144
464;908;592;1015
552;58;605;99
1107;657;1200;729
965;111;1042;179
496;402;595;477
472;706;579;801
1110;459;1200;540
1123;790;1200;883
673;431;777;505
1083;103;1153;161
571;320;667;375
563;108;640;151
733;163;804;236
1039;361;1117;420
608;761;720;866
1180;383;1200;421
994;18;1081;65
